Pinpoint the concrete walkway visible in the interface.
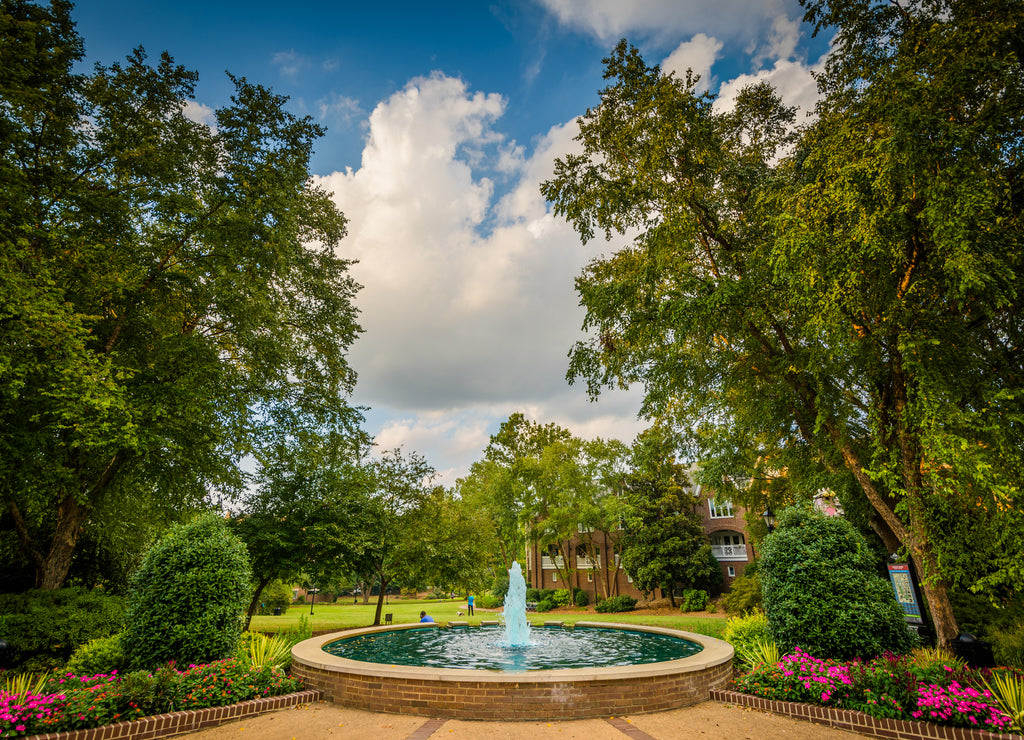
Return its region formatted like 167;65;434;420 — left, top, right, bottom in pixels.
182;700;864;739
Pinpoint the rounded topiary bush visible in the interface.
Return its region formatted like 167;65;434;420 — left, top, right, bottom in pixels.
122;514;252;669
760;507;916;660
574;589;590;607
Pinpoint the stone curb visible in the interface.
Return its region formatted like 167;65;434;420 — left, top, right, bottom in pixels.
22;689;322;740
711;689;1023;740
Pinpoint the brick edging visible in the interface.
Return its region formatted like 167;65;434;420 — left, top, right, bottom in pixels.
23;689;323;740
711;689;1023;740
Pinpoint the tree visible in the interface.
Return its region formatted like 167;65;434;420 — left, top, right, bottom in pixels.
543;2;1024;644
348;449;436;626
231;462;370;630
0;0;362;589
619;472;718;606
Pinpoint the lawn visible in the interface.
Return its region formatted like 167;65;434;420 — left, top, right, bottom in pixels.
250;597;728;638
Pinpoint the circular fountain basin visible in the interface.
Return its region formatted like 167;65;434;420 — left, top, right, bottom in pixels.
291;622;734;720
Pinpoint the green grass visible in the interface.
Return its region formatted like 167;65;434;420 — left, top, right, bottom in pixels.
250;598;727;639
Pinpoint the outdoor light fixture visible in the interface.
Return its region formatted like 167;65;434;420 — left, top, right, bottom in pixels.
762;507;776;533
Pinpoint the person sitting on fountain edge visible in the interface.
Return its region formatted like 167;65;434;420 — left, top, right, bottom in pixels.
419;610;435;623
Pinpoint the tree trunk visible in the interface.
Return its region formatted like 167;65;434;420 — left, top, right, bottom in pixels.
38;495;91;589
244;574;274;631
373;579;388;626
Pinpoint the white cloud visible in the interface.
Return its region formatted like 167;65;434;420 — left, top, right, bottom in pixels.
272;49;308;77
315;72;648;484
713;54;825;119
317;92;363;127
661;34;724;92
536;0;795;44
182;100;216;129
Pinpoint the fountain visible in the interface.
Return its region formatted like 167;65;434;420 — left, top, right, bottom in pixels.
291;561;735;720
501;560;531;647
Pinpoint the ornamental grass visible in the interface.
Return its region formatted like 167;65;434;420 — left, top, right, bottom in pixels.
0;659;301;738
733;647;1017;733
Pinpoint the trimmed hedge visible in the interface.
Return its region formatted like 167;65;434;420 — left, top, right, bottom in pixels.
594;595;637;613
0;587;125;672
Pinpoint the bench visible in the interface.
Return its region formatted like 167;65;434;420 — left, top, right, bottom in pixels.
384;613;393;624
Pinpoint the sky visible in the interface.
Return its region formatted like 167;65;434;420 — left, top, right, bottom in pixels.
72;0;833;484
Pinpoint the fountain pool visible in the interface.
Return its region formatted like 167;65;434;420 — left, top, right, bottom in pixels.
290;563;734;720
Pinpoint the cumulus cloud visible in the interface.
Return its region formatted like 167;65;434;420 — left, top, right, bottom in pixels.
535;0;795;44
661;34;724;92
713;51;827;119
182;100;216;128
315;73;649;483
272;49;308;76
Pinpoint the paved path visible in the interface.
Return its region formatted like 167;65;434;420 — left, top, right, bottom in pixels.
182;700;864;739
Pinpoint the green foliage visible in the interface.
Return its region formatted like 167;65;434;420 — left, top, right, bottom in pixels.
0;0;363;591
551;589;572;607
736;639;780;670
64;634;126;677
122;515;252;669
0;588;124;671
526;588;541;602
476;594;503;609
490;575;510;598
594;595;637;613
535;599;555;613
983;670;1024;732
722;609;772;664
236;632;293;672
542;0;1024;646
723;563;762;614
574;590;590;607
990;625;1024;671
679;589;709;613
760;508;915;660
257;581;292;616
620;473;718;597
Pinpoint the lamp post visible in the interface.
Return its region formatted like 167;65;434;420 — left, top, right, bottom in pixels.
309;587;316;616
762;507;776;534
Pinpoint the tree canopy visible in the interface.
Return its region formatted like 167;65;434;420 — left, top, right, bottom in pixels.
0;0;363;589
543;0;1024;643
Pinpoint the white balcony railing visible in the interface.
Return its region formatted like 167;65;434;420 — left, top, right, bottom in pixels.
711;544;748;561
541;555;565;570
577;556;600;570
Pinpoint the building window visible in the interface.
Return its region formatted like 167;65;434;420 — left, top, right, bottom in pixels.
709;497;734;518
587;572;594;582
710;532;747;561
551;571;558;582
727;566;736;578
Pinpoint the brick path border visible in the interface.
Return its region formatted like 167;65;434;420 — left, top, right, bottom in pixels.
711;689;1023;740
22;689;322;740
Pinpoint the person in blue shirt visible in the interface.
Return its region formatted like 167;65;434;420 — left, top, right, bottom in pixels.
467;593;475;616
419;610;435;623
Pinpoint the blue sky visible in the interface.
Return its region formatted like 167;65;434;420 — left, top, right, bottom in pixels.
72;0;833;483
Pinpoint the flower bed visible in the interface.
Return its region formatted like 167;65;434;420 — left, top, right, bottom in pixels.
731;648;1018;734
1;659;303;738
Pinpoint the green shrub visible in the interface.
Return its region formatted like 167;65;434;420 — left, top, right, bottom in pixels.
574;590;590;607
594;595;637;613
760;507;916;660
0;587;125;672
535;599;555;612
538;589;555;602
526;588;541;602
476;594;502;609
990;623;1024;670
491;574;510;598
122;514;252;670
551;589;572;607
65;633;126;676
723;609;772;666
679;589;709;612
723;571;762;614
257;581;292;615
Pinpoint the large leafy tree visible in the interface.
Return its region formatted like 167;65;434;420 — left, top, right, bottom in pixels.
543;0;1023;645
0;0;362;588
